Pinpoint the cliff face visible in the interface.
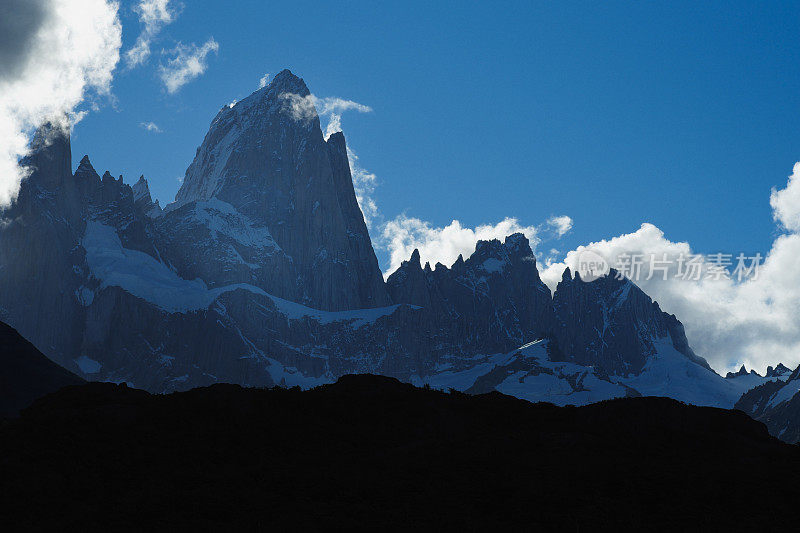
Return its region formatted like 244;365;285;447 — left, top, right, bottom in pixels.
170;69;388;311
0;125;85;364
551;268;711;376
386;233;554;352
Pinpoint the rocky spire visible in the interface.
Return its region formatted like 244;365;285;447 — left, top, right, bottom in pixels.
765;363;792;378
75;156;99;180
167;69;388;310
132;176;151;202
386;233;554;346
132;176;163;218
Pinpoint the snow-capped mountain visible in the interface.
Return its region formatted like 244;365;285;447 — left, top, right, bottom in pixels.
735;365;800;441
724;363;792;398
0;69;765;408
411;267;750;408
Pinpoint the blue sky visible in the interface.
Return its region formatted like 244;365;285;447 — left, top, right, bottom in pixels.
70;0;800;269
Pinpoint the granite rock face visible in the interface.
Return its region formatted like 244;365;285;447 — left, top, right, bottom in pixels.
551;268;711;376
0;70;750;408
0;125;85;364
386;234;554;354
171;70;388;311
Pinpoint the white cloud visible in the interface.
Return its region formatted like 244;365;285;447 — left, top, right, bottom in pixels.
280;92;378;225
258;73;270;89
318;98;372;140
770;162;800;232
159;37;219;94
281;91;566;280
125;0;176;68
0;0;122;207
546;215;573;237
325;113;343;140
280;93;317;122
539;169;800;375
280;93;373;140
382;216;541;274
347;148;379;229
139;121;161;133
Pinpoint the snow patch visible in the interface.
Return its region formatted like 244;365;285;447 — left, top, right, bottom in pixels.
189;199;280;250
267;294;414;328
417;338;745;408
620;339;741;407
74;355;102;374
767;380;800;409
83;221;268;313
83;221;413;324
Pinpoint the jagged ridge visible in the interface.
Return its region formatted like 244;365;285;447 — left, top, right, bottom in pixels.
0;69;760;410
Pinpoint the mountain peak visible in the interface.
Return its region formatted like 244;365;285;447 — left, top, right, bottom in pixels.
326;131;346;151
169;68;389;310
504;233;531;254
75;155;98;180
23;122;72;190
726;365;751;379
410;249;422;268
132;176;151;202
766;363;792;378
269;69;309;95
474;238;503;257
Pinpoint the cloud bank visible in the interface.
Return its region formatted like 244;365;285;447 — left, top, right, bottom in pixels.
0;0;122;207
540;164;800;374
770;162;800;232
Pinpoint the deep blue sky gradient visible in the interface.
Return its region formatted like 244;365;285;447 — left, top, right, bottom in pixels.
70;0;800;266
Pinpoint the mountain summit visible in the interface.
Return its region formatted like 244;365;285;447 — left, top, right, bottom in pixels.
171;69;388;310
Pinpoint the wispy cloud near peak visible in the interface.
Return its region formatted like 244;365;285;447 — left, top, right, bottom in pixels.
139;121;162;133
125;0;177;69
159;38;219;94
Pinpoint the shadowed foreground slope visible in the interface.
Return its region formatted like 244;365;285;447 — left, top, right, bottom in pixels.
2;375;798;530
0;321;84;418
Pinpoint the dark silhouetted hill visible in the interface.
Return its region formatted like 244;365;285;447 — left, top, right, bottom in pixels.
2;374;799;530
0;320;83;418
